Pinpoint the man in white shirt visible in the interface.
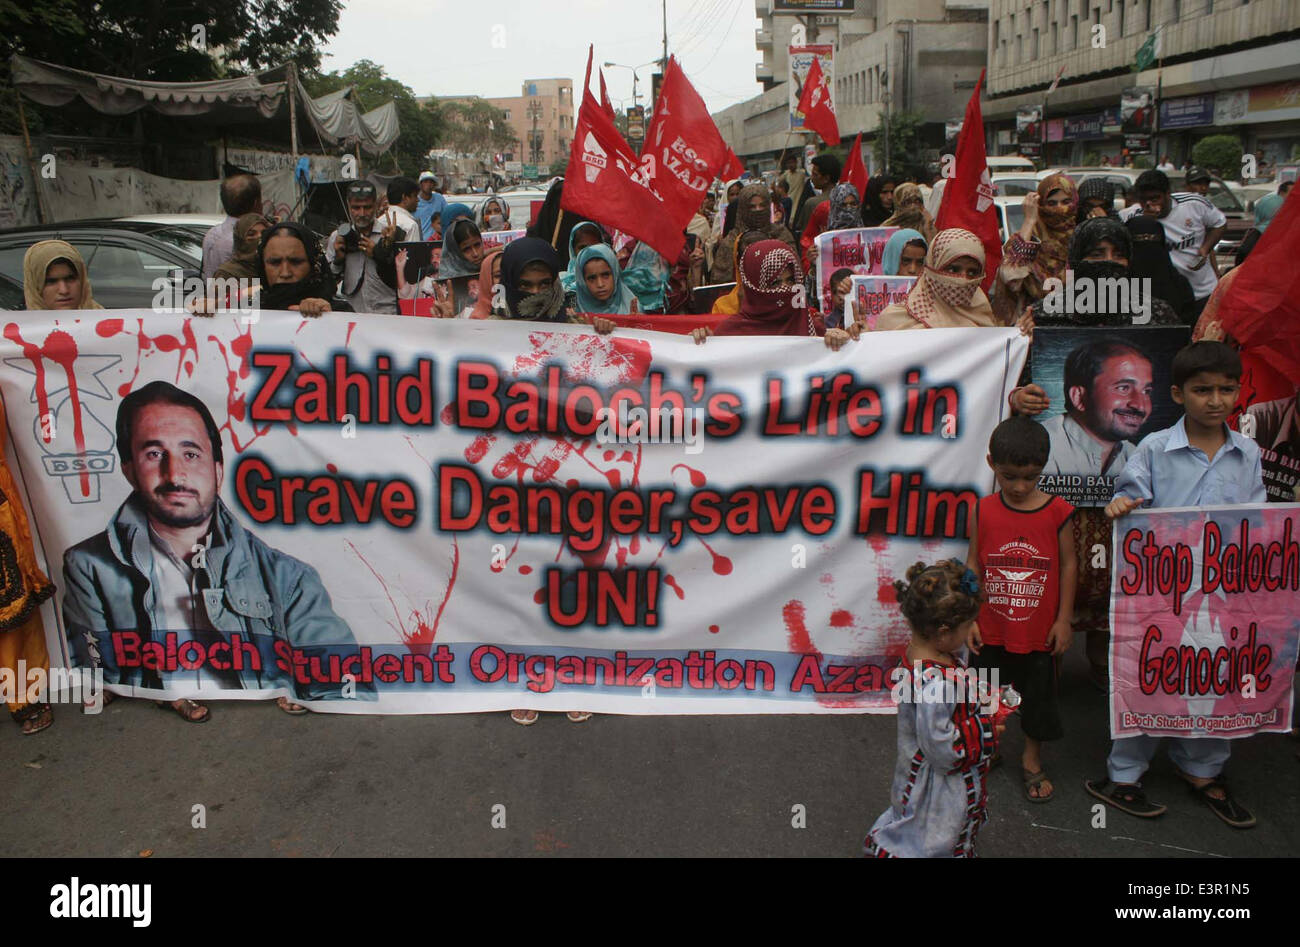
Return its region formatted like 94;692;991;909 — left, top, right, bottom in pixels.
1120;169;1225;320
324;181;399;315
383;176;421;241
200;173;262;281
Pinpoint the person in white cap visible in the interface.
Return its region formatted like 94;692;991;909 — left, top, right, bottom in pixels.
415;171;446;240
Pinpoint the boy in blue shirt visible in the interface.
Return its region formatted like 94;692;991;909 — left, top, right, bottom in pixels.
1086;341;1263;829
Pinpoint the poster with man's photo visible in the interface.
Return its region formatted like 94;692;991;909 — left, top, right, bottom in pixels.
1030;326;1191;506
1121;86;1155;134
1240;388;1300;502
813;227;896;314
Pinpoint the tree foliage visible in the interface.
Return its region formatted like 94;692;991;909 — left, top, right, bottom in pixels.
1191;135;1243;177
872;109;928;175
438;98;517;158
305;60;443;175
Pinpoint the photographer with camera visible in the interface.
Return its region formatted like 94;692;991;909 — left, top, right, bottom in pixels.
324;181;399;315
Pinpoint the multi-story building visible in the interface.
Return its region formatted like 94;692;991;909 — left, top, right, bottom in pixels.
717;0;990;172
437;78;576;170
984;0;1300;168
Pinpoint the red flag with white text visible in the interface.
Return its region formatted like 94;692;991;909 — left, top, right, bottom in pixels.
936;70;1000;291
643;55;744;230
795;55;839;146
562;47;680;260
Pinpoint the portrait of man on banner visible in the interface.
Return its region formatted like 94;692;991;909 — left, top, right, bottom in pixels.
1032;327;1189;504
61;381;369;700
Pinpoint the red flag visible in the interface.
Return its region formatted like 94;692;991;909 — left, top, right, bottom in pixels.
935;70;1000;291
795;55;839;146
842;132;868;199
598;68;617;124
1211;188;1300;408
562;47;680;260
643;56;744;228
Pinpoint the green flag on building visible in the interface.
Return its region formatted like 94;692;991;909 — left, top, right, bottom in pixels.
1135;27;1162;72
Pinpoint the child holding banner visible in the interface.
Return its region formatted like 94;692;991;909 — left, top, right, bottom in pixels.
1089;341;1263;828
967;417;1077;803
865;560;1002;858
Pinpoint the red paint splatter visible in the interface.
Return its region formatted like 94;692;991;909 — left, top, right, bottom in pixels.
518;564;533;575
664;574;685;599
708;624;720;634
671;463;707;487
699;538;733;575
345;536;459;656
4;324;92;496
829;609;854;627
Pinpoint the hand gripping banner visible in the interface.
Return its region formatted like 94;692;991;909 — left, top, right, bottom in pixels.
1;312;1025;714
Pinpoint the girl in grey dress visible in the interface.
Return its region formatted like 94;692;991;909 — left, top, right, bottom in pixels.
865;560;1002;857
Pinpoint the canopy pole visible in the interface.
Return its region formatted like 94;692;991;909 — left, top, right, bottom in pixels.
288;61;300;163
12;86;49;224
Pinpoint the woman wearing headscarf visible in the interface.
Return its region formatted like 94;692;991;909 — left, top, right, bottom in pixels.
1076;178;1115;224
881;182;936;242
0;408;56;733
477;195;511;233
860;174;898;227
1125;214;1195;322
873;228;998;330
709;183;798;284
470;248;504;318
1233;192;1283;268
621;241;672;313
527;177;584;267
991;172;1078;325
255;221;352;315
800;181;864;265
692;240;855;350
440;203;474;234
720;179;743;236
438;218;486;280
881;229;928;277
573;243;639;315
560;221;607;293
1010;216;1179;692
23;241;102;310
709;229;771;315
213;213;270;288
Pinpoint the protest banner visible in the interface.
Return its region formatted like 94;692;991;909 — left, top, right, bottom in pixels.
1241;390;1300;502
1030;326;1189;506
850;276;914;330
1109;504;1300;738
813;227;897;315
0;312;1025;714
481;228;526;251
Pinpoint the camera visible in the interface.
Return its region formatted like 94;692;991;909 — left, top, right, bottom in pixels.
339;223;361;251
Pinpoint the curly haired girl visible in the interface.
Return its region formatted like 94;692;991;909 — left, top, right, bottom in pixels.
864;559;1003;857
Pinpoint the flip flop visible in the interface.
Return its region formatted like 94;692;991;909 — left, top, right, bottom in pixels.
566;711;593;723
1084;778;1166;818
1023;769;1054;803
156;698;210;724
510;709;539;726
276;696;310;715
13;702;53;735
1184;778;1256;829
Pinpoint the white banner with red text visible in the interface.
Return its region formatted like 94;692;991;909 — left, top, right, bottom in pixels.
1;312;1024;714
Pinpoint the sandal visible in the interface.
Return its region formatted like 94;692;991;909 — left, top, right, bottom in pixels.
1084;778;1166;818
12;702;53;735
566;711;593;723
1023;769;1054;803
510;709;539;726
155;698;210;724
1182;777;1256;829
276;696;310;715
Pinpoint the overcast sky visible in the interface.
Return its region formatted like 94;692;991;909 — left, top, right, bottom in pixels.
320;0;763;115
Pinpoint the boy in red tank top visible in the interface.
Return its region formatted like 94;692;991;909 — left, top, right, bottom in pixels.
966;416;1077;803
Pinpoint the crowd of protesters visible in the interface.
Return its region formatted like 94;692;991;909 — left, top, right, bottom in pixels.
5;146;1298;858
